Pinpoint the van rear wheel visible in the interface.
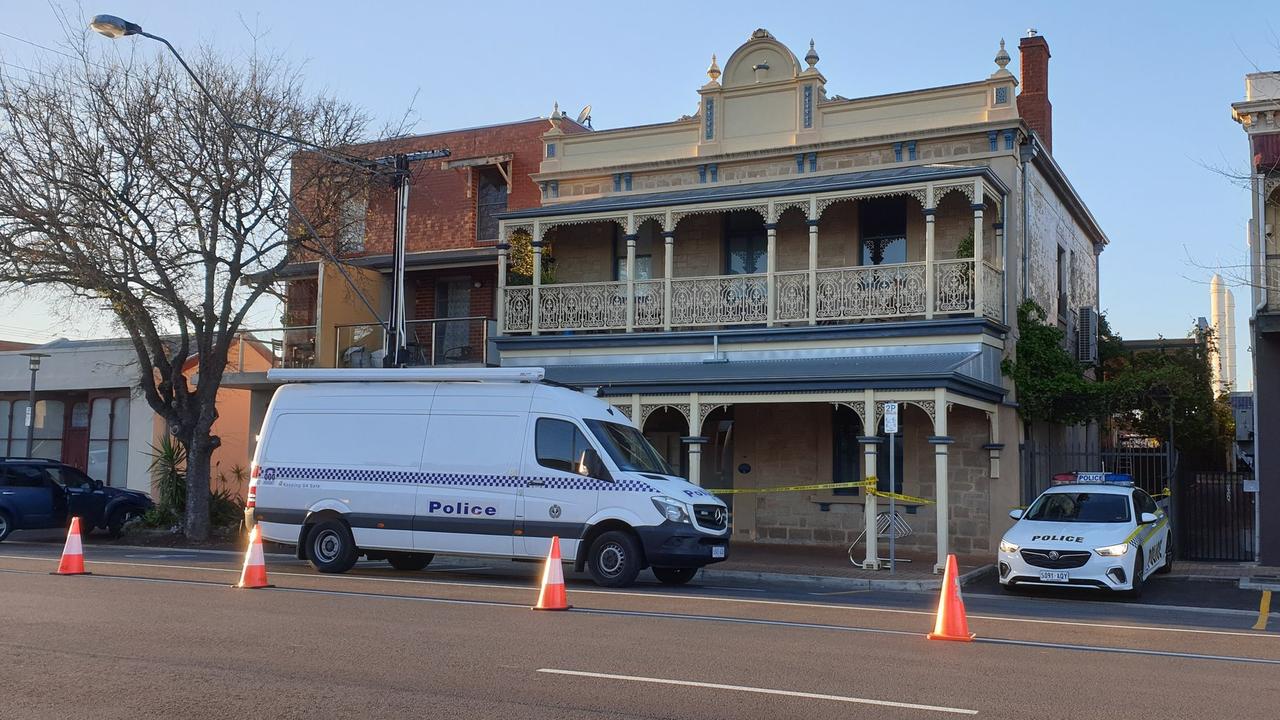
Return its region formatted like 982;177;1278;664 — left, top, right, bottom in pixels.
587;530;642;588
386;552;434;571
307;519;358;574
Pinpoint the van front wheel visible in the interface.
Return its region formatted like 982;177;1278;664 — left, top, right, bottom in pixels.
652;567;697;585
307;519;358;574
587;530;642;588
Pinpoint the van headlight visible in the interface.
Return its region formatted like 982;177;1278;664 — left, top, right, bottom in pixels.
998;539;1019;553
1095;543;1130;557
651;496;690;524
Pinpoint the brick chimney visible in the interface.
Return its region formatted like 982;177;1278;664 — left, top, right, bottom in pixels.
1018;33;1052;153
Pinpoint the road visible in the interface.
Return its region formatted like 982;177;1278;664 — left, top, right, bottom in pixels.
0;539;1276;719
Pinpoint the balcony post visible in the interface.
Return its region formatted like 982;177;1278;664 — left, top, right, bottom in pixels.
972;181;985;318
662;229;675;331
531;220;543;336
496;234;509;334
924;184;936;319
765;206;777;327
625;215;637;332
993;220;1005;322
930;387;953;574
859;388;881;570
807;196;818;325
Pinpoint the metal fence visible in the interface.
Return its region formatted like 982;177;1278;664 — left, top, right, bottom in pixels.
1019;442;1174;502
1178;472;1256;562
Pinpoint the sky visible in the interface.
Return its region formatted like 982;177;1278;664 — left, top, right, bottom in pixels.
0;1;1274;390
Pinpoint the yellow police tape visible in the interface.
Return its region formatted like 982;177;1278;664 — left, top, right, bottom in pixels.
707;479;877;495
1151;487;1172;499
867;488;936;505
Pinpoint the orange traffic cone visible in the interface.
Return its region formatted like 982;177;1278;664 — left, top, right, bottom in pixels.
927;554;974;642
533;536;571;611
53;517;90;576
234;525;273;589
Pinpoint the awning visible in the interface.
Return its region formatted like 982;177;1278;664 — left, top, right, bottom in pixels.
269;247;499;280
498;164;1008;220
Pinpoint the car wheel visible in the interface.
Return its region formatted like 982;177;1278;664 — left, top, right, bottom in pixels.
652;567;698;585
1000;581;1023;594
107;508;140;538
1125;549;1145;599
386;552;434;571
587;530;642;588
1156;535;1174;575
307;519;359;574
0;510;12;542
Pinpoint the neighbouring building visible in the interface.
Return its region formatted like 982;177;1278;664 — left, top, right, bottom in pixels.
491;29;1108;571
1230;391;1255;473
1209;273;1237;395
0;338;274;497
1231;69;1280;565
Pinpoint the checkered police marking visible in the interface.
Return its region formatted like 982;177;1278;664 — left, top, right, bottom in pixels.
262;467;656;494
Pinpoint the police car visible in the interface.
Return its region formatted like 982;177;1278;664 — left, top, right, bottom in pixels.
998;473;1172;596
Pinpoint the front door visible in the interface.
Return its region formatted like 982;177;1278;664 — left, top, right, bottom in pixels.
49;465;108;528
434;278;472;364
518;416;603;559
62;401;90;473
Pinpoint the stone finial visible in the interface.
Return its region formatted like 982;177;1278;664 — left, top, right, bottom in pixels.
707;54;721;82
805;39;819;69
994;39;1010;71
549;101;562;130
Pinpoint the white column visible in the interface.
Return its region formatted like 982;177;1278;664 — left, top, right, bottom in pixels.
625;232;637;332
986;411;1002;479
765;219;778;327
807;218;818;325
685;392;703;486
992;219;1005;323
630;394;641;427
972;181;985;318
860;388;881;570
931;386;952;574
663;230;675;331
924;184;936;319
496;236;509;334
531;221;543;336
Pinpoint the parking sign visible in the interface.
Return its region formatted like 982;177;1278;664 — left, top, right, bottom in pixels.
884;402;899;434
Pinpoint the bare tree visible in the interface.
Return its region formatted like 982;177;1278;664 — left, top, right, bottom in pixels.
0;36;374;540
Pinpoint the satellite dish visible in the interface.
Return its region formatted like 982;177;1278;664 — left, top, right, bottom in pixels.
576;104;593;129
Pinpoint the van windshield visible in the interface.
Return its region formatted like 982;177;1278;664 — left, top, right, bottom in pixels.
1024;492;1131;523
585;420;673;475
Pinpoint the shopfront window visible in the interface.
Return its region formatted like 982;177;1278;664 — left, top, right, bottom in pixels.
88;397;130;486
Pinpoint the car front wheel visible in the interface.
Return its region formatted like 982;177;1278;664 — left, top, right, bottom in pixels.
107;508;142;538
1125;549;1145;599
307;519;359;574
0;510;12;542
587;530;642;588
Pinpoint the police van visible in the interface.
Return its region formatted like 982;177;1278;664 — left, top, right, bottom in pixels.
245;368;730;587
997;473;1172;596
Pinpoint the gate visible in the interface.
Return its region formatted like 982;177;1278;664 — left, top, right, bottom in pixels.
1177;472;1256;561
1020;442;1172;501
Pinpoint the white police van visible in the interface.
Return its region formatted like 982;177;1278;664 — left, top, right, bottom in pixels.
997;473;1172;596
245;368;729;587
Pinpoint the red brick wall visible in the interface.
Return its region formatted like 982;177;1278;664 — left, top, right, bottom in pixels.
284;279;318;326
1018;36;1052;153
409;267;497;362
358;119;573;257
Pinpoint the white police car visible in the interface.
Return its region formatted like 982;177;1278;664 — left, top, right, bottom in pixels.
998;473;1172;596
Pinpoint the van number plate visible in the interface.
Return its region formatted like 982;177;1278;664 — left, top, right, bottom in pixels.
1039;571;1069;583
711;546;726;559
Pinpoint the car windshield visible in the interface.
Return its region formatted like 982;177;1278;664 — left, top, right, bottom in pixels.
585;420;673;475
1024;491;1132;523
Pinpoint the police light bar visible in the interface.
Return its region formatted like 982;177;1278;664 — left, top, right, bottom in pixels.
267;368;545;384
1051;472;1134;486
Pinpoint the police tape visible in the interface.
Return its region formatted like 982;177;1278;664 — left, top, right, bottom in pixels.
867;488;935;505
706;479;878;495
1151;488;1172;499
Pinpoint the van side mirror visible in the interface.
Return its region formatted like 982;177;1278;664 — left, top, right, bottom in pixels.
1140;512;1158;524
1008;508;1024;520
577;449;611;482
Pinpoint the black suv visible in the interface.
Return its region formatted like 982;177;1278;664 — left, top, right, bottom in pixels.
0;458;154;542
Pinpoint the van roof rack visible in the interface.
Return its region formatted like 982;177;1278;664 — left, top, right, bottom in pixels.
267;368;545;384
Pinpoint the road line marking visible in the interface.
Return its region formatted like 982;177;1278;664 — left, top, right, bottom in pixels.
535;669;978;715
810;589;872;596
0;553;1274;640
9;568;1278;665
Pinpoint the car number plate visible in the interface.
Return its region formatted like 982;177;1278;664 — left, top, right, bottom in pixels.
711;546;726;559
1039;570;1069;583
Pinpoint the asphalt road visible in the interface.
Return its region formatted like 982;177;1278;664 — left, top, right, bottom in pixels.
0;540;1276;720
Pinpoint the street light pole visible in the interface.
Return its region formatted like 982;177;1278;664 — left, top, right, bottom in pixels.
19;353;49;458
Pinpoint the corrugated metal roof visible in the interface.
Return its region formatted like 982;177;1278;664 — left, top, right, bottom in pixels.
499;164;1006;220
542;352;975;386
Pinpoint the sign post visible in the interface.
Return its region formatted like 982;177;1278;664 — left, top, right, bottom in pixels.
884;402;899;574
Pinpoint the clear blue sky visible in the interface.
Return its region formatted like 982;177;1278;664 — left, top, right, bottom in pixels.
1;1;1274;390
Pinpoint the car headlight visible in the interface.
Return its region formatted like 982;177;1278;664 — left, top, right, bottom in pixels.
1095;543;1130;557
651;496;690;524
998;539;1019;553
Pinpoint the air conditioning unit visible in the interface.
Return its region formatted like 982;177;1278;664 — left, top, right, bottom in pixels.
1076;307;1099;365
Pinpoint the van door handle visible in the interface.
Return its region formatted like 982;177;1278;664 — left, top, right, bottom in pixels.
526;480;545;487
